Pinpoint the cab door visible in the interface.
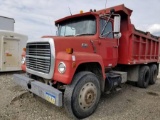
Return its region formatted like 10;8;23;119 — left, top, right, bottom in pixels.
98;19;118;67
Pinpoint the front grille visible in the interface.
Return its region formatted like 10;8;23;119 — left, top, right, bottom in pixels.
26;42;51;74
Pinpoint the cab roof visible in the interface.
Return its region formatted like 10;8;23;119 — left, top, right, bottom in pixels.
55;12;98;25
55;4;132;25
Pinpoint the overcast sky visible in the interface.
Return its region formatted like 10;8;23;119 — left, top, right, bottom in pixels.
0;0;160;39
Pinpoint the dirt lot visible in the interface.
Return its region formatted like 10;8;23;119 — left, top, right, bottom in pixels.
0;72;160;120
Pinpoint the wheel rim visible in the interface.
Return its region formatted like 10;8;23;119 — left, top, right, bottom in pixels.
79;82;97;111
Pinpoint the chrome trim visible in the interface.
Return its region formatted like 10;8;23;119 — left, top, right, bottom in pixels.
26;38;55;79
58;62;66;74
27;55;50;60
21;56;26;65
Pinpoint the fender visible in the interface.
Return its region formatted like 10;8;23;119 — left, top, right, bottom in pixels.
53;51;105;84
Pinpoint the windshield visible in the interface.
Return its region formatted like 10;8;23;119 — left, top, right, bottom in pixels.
57;15;96;36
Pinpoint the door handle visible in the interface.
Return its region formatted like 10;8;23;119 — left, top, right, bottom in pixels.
113;46;118;48
90;40;97;53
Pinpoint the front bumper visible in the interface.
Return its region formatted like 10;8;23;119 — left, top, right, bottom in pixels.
13;74;62;107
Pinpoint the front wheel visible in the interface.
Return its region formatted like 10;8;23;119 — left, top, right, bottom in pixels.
64;72;101;119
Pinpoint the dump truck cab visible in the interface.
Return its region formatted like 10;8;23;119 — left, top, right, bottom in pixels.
54;9;121;68
22;7;122;84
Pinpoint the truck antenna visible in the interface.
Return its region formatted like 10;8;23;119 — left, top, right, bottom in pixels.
105;0;107;13
68;6;72;16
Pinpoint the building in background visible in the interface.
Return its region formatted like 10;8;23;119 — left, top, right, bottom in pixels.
0;16;15;31
0;16;28;72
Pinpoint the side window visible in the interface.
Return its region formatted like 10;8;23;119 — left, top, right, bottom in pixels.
100;19;113;38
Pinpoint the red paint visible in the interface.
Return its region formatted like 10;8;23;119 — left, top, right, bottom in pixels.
97;4;160;64
24;4;160;84
53;51;105;84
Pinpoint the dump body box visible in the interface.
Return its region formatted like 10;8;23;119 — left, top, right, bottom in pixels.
118;25;160;65
0;30;27;72
98;4;160;65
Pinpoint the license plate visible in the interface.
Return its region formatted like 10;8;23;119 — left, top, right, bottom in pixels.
45;92;56;104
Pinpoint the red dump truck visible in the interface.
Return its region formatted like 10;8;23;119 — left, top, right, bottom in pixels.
14;4;160;119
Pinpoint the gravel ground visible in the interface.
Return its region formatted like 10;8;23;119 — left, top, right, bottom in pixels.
0;72;160;120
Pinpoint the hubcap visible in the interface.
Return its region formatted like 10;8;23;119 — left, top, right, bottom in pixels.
79;82;97;111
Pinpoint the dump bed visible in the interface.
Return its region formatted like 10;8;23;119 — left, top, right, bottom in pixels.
97;4;160;65
118;25;160;65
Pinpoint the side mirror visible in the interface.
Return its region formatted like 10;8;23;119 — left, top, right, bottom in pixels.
114;16;121;39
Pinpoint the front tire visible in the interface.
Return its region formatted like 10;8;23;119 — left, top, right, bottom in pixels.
64;72;101;119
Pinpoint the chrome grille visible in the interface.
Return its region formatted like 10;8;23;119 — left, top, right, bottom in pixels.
26;42;51;74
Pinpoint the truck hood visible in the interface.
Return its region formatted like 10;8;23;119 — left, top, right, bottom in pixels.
51;36;97;55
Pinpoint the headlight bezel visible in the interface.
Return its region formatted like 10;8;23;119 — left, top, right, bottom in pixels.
58;62;66;74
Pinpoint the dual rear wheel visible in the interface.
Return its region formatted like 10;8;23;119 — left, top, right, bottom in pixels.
149;64;158;85
137;64;158;88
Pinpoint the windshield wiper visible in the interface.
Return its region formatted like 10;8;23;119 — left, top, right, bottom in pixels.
63;33;94;37
64;35;74;37
75;33;94;36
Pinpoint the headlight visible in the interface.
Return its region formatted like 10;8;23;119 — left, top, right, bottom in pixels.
58;62;66;74
21;57;26;64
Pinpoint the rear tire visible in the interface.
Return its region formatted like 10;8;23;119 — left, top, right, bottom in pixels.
149;64;158;85
64;72;101;119
137;66;150;88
